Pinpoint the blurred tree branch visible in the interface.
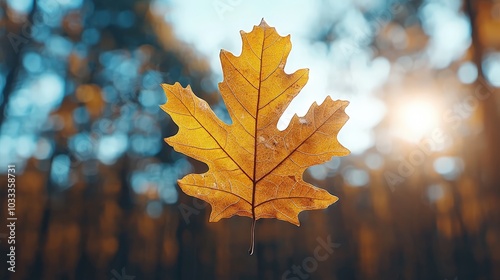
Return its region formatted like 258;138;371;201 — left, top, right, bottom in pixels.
0;0;38;127
465;0;500;190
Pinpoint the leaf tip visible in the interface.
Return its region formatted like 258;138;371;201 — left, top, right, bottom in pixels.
259;18;269;28
340;99;350;108
160;83;169;91
220;49;228;56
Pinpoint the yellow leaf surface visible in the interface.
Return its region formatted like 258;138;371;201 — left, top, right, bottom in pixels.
161;19;349;253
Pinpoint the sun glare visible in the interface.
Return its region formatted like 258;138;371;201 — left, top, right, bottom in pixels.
394;99;441;143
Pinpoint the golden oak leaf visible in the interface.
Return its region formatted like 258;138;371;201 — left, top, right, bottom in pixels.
161;19;349;254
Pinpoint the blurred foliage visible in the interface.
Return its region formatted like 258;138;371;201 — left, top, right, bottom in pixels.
0;0;499;280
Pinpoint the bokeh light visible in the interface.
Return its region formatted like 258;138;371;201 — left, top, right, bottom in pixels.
393;98;441;143
1;0;499;279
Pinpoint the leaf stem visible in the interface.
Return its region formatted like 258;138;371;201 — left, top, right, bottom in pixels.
248;218;256;255
248;22;266;257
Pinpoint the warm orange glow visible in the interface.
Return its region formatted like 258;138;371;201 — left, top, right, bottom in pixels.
393;99;441;142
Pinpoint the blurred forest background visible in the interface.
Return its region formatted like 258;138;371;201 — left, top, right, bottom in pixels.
0;0;499;279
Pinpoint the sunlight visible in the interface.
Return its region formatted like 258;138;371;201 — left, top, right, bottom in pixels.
394;99;441;143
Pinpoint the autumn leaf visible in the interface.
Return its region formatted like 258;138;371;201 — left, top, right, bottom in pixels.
160;19;349;254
